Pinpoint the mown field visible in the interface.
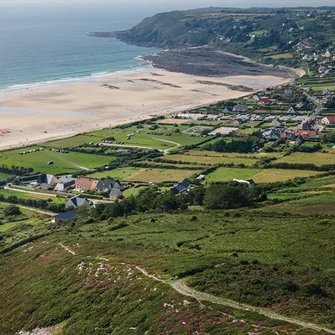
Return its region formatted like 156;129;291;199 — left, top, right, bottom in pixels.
45;124;211;151
0;147;113;174
88;167;201;182
277;152;335;166
205;167;320;183
0;188;65;204
161;153;259;166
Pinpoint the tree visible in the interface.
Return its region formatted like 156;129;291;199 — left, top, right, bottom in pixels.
4;205;21;217
203;185;253;209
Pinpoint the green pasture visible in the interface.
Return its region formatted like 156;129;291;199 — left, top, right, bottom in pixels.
205;167;319;183
0;147;113;174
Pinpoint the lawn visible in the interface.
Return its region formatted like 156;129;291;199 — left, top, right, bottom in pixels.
205;167;319;183
0;147;113;174
277;152;335;166
123;186;148;197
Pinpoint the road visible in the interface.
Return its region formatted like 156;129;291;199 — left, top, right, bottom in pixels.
0;201;55;216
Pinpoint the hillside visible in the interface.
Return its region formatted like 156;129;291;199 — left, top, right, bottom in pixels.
91;7;335;68
1;191;334;334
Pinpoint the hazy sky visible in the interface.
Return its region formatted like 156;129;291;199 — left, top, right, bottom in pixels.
0;0;334;7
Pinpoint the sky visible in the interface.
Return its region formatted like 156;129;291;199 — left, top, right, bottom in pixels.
0;0;334;7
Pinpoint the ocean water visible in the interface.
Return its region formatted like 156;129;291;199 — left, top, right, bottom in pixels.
0;3;161;91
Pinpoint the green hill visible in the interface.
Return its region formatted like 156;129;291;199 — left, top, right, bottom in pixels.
99;7;335;68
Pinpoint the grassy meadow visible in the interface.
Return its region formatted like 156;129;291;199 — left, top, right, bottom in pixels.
0;147;113;174
205;167;319;183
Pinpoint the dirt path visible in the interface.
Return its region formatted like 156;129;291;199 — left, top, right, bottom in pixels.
152;138;181;154
58;243;76;255
136;266;335;334
4;186;57;197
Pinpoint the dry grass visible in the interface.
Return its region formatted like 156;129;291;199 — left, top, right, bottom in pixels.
127;168;201;182
252;169;319;183
162;154;258;166
271;53;294;59
277;152;335;166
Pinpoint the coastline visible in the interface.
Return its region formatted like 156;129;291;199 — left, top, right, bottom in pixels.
0;67;296;152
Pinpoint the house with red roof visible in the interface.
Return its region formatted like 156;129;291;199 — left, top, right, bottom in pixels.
75;177;97;192
321;116;335;125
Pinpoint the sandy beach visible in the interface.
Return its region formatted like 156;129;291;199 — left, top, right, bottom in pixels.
0;69;293;151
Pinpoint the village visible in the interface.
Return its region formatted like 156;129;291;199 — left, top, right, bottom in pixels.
0;73;334;223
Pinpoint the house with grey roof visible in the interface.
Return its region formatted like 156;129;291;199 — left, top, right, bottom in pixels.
36;174;59;190
65;195;91;209
171;179;191;195
96;179;122;193
109;188;124;200
55;175;77;192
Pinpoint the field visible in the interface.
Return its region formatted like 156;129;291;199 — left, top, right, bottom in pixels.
205;167;319;183
162;153;259;166
0;172;12;181
126;168;201;183
88;166;201;182
277;152;335;166
0;206;48;233
0;188;65;204
260;191;335;215
0;147;113;174
87;167;143;181
45;124;211;151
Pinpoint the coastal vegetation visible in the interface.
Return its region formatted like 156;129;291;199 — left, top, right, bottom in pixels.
1;5;335;335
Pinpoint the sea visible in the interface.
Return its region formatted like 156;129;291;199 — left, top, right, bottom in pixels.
0;3;162;91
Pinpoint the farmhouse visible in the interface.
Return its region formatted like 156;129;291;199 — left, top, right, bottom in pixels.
96;179;122;192
36;174;59;190
171;179;191;195
321;116;335;125
75;177;97;192
66;195;91;209
55;175;77;192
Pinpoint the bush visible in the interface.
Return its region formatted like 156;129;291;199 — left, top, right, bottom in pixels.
4;205;21;217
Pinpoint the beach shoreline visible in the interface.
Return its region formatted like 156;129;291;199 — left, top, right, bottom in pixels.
0;68;295;152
